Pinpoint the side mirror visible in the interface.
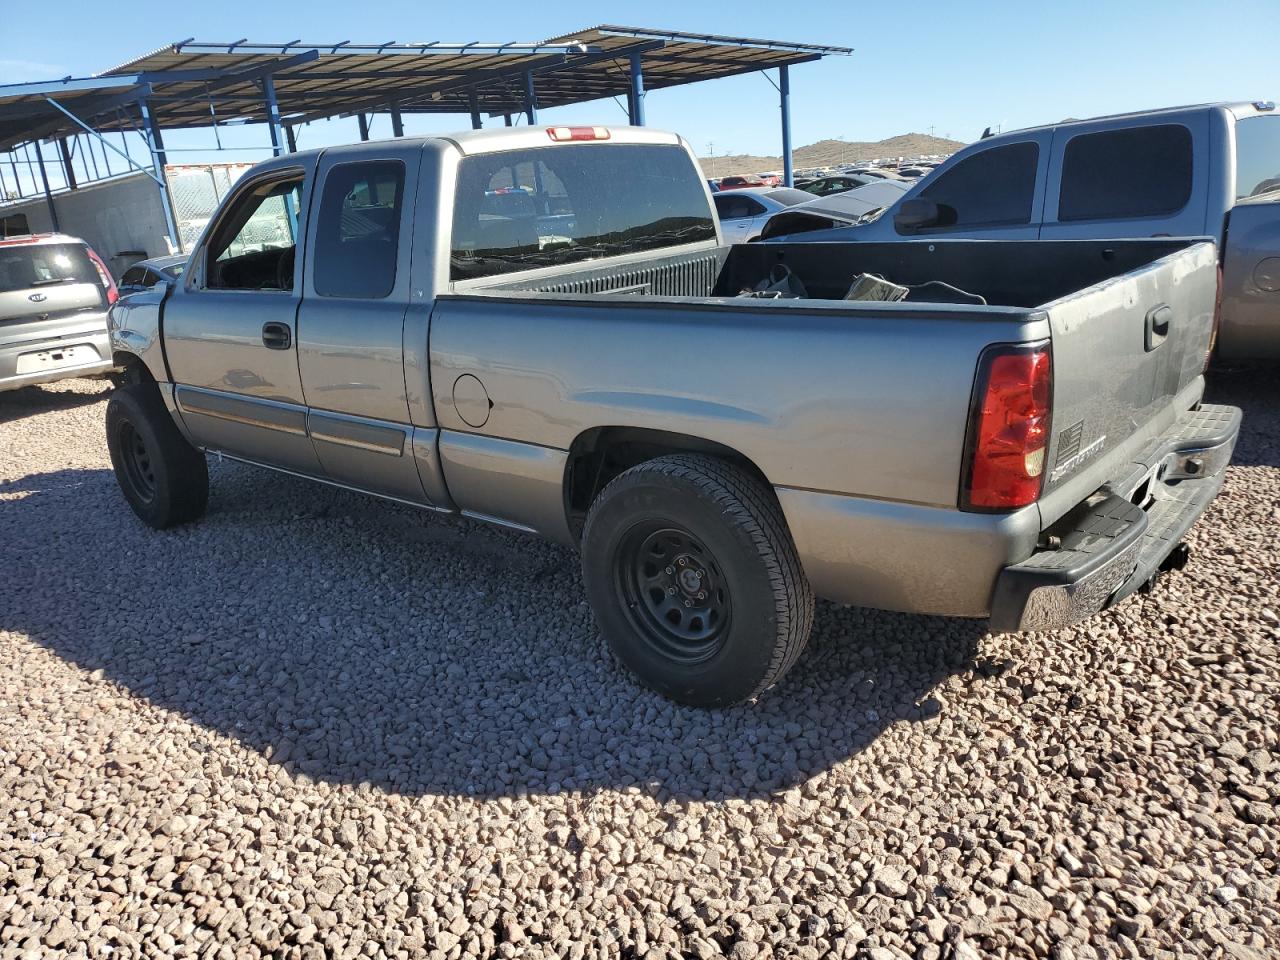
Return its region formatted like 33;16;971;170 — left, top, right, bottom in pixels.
893;197;956;234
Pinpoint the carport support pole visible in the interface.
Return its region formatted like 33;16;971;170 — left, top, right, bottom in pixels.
390;102;404;138
523;72;538;126
628;53;645;126
358;114;370;142
779;65;793;187
138;98;180;254
33;141;59;232
262;75;285;157
284;124;298;153
7;154;22;198
468;90;482;130
57;138;77;190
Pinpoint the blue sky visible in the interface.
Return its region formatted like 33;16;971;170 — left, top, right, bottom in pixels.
2;0;1277;169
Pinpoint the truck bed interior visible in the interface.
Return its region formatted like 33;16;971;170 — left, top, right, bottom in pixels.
474;238;1206;310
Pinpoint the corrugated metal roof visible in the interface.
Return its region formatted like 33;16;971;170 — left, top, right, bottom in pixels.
0;26;851;151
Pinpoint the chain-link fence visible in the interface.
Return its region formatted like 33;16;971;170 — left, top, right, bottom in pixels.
165;163;254;250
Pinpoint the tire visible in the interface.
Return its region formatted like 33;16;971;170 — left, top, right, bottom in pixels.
581;454;814;707
106;383;209;529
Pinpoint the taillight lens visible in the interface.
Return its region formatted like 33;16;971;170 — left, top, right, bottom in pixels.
85;247;118;305
963;345;1052;511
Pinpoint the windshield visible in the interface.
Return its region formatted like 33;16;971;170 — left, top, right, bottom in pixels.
1235;115;1280;200
0;242;99;294
450;143;716;281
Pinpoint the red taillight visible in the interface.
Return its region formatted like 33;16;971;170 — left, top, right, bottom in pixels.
85;246;118;305
546;126;611;142
963;345;1052;511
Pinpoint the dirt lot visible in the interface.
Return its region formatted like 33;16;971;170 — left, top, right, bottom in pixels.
0;369;1276;960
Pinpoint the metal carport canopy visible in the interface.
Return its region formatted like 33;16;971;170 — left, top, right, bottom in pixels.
0;25;849;247
0;25;849;146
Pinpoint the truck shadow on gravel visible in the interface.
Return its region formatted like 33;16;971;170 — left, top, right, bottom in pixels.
2;463;1002;801
0;382;113;424
1205;365;1280;467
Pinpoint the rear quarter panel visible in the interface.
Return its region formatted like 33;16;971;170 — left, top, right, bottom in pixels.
1219;199;1280;360
428;294;1047;509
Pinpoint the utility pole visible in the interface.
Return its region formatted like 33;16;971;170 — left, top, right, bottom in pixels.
707;141;714;179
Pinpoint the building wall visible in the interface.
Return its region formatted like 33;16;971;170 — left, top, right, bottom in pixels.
0;162;252;279
4;172;171;277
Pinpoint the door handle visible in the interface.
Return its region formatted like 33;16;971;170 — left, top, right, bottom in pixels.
261;322;292;350
1145;304;1172;351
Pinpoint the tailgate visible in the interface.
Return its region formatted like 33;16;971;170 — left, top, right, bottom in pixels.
1038;241;1218;518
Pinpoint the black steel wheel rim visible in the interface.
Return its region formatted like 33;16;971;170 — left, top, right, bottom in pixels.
614;522;730;663
119;421;156;504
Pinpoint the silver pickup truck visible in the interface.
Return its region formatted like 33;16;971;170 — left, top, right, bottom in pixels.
106;126;1241;706
769;102;1280;361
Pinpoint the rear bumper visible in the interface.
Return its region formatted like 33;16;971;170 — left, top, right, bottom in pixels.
0;321;113;392
989;403;1241;632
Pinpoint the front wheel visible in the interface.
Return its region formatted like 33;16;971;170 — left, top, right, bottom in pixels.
581;454;814;707
106;383;209;529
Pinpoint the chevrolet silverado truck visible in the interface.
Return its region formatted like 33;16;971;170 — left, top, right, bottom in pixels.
767;102;1280;361
106;125;1241;706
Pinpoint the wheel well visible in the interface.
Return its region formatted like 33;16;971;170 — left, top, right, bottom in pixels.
564;426;771;540
112;352;156;384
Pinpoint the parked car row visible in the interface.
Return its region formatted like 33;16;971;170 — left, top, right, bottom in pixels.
713;181;911;242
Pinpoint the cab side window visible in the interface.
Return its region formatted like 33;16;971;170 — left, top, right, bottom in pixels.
313;161;406;299
1057;125;1193;221
913;142;1040;229
204;175;304;292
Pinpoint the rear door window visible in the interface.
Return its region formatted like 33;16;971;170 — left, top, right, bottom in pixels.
313;160;405;299
1234;115;1280;200
450;143;715;280
1057;124;1193;221
714;194;766;220
913;141;1039;228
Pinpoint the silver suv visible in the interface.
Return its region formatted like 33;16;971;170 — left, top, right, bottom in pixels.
0;233;119;392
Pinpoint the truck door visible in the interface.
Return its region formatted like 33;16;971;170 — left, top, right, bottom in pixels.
296;142;439;504
164;159;322;476
1040;113;1211;240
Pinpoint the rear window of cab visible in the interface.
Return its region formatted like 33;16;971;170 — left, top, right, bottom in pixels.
450;143;716;281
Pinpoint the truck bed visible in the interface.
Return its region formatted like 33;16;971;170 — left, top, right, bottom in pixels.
459;237;1219;517
468;237;1203;308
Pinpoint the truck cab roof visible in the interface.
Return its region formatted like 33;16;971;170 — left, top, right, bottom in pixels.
278;125;686;166
986;100;1275;143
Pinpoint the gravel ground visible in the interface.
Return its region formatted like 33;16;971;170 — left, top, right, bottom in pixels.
0;370;1276;960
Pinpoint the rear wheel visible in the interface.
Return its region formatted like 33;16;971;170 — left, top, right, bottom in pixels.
106;383;209;529
582;454;814;706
